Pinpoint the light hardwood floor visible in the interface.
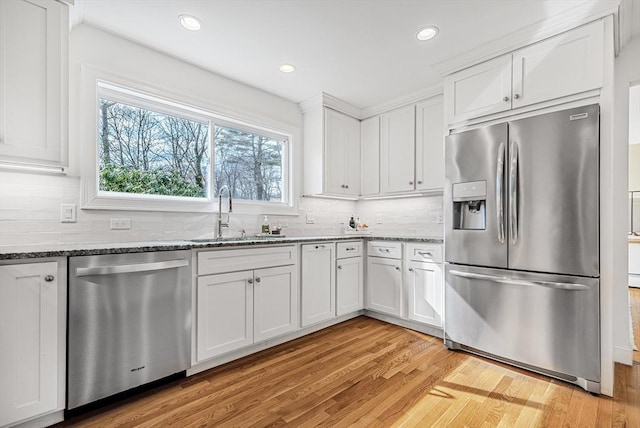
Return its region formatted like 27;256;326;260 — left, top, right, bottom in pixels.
60;290;640;427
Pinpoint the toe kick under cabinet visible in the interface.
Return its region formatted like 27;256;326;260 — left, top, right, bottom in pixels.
195;246;298;362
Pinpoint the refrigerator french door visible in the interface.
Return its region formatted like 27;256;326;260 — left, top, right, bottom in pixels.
444;104;600;393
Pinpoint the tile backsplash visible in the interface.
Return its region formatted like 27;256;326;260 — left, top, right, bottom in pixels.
0;171;443;246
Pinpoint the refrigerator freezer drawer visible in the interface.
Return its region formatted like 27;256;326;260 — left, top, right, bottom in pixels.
444;264;600;384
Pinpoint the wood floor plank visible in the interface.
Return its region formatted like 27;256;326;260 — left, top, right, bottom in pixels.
60;295;640;428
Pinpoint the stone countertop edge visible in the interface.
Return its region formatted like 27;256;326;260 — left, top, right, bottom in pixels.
0;236;443;260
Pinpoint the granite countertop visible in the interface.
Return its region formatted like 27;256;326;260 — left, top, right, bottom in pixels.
0;235;443;260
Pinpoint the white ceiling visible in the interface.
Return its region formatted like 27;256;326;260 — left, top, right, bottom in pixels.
71;0;623;110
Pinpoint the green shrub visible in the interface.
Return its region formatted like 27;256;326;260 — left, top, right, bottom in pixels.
99;164;205;198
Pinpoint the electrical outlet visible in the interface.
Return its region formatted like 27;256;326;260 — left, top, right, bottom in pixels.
60;204;77;223
110;218;131;230
437;213;444;224
375;214;383;224
306;213;315;224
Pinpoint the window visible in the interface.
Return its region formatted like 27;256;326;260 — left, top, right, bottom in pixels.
87;79;292;212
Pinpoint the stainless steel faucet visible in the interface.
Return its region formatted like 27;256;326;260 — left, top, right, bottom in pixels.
217;185;232;239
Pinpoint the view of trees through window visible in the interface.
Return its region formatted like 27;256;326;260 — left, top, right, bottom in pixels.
98;98;210;198
98;94;286;204
214;125;284;202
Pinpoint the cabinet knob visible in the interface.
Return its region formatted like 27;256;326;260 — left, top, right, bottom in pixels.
248;278;254;284
255;277;261;283
409;181;414;185
341;184;346;188
514;93;520;100
395;266;401;271
337;265;342;270
503;96;509;102
44;275;55;282
417;181;422;185
408;267;414;272
345;184;349;189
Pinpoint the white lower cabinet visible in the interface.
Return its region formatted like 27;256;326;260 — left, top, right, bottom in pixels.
0;260;65;427
407;260;443;327
301;243;335;327
196;247;297;362
336;243;364;316
366;256;403;317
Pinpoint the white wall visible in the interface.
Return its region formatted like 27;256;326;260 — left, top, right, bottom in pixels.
613;34;640;363
0;24;443;247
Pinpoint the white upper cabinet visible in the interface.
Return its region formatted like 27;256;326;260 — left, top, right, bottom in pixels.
512;20;603;109
0;0;68;168
445;20;604;125
303;105;360;197
324;108;361;195
445;56;512;124
415;96;445;191
380;105;416;193
360;116;380;196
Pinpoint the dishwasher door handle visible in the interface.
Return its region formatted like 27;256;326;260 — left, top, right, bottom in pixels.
75;259;189;277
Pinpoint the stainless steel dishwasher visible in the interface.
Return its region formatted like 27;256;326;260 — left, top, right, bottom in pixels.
67;250;191;409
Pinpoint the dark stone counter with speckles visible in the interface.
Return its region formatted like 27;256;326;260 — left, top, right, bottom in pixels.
0;235;443;260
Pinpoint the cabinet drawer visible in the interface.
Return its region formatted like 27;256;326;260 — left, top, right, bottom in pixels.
406;244;442;263
367;241;402;259
337;241;362;258
197;245;296;276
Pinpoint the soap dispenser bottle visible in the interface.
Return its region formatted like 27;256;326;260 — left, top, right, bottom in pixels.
349;214;356;230
262;216;270;234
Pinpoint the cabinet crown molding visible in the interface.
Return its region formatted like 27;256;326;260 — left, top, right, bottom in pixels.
432;0;621;77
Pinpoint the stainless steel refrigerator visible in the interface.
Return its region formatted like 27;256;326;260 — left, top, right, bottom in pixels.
444;104;600;393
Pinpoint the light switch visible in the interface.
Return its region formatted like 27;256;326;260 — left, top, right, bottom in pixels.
60;204;77;223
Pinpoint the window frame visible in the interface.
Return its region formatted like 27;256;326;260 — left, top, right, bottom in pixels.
80;65;297;214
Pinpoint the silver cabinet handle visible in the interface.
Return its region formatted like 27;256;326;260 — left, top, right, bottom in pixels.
255;277;261;283
248;278;254;284
395;266;401;271
378;248;391;253
496;142;505;244
503;96;510;102
76;259;189;277
315;245;326;249
345;184;349;189
337;265;342;270
408;267;414;272
418;251;433;257
509;141;518;245
409;181;414;185
417;181;422;184
44;275;55;282
514;93;521;100
448;270;589;291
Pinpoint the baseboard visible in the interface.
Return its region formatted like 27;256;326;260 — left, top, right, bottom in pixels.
629;274;640;288
613;345;634;366
13;410;64;428
363;310;444;338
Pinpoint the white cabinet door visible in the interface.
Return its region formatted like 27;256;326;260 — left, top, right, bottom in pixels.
0;0;68;167
380;105;416;193
360;116;380;196
415;96;445;191
444;55;512;124
254;265;298;342
0;262;58;427
336;257;364;316
324;108;361;195
407;261;443;327
512;20;603;109
301;243;335;327
366;257;403;317
197;270;253;361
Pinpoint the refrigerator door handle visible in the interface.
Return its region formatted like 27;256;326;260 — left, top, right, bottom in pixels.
509;141;518;244
496;142;505;244
448;270;590;291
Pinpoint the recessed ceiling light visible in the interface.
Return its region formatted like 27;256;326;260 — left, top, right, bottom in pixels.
179;14;202;31
279;64;296;73
416;26;439;41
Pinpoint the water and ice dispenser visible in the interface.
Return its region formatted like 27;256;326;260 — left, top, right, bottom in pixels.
452;180;486;230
